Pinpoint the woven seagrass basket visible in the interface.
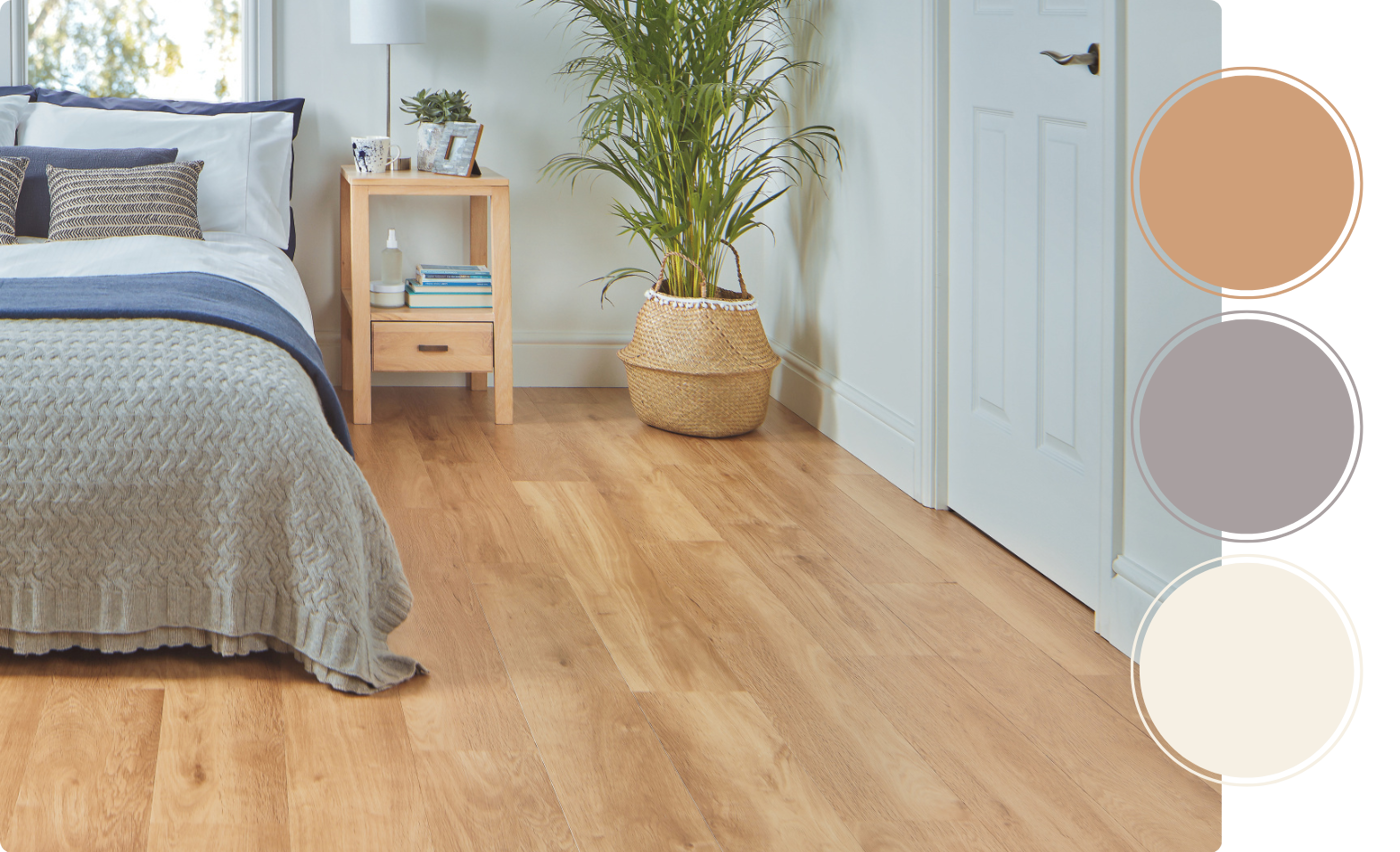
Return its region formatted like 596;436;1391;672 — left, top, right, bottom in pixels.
618;247;780;438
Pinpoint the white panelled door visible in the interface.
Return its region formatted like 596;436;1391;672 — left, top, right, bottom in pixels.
949;0;1108;608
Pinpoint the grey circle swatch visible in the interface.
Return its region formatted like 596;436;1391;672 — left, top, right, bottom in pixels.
1134;314;1360;539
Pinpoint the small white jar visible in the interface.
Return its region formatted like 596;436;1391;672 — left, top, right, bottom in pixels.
370;279;407;308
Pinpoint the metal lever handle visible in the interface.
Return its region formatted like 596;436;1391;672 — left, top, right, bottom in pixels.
1041;43;1099;75
419;344;449;353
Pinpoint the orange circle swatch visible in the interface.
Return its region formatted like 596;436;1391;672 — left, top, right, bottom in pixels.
1135;71;1359;297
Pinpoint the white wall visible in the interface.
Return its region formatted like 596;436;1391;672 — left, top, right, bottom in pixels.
764;0;938;499
277;0;652;387
1096;0;1222;653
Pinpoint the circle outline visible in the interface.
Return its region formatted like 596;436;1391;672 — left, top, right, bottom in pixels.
1130;311;1363;542
1130;67;1364;299
1130;554;1363;786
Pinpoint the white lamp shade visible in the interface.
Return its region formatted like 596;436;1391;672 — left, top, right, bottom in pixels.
350;0;427;45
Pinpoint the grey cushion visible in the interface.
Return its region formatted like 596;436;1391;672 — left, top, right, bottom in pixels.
0;146;179;237
0;156;28;246
47;161;205;243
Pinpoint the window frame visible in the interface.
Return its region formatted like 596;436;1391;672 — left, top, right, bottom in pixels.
4;0;273;101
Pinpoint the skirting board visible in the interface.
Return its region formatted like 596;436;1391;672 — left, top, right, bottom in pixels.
769;343;920;498
316;332;629;388
1097;554;1174;660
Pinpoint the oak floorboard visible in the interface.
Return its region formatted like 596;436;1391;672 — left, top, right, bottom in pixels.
515;480;742;693
383;508;540;753
400;388;498;465
870;582;1221;852
1075;671;1220;789
662;461;805;529
468;390;592;483
637;540;970;828
1079;673;1153;735
830;474;1130;682
417;750;578;852
586;390;725;469
34;643;180;690
719;450;952;585
146;656;291;852
592;468;728;544
0;656;46;838
281;683;435;852
534;401;725;544
737;403;880;477
524;387;609;406
145;823;291;852
386;508;579;851
715;522;933;658
638;691;864;852
851;820;1014;852
6;681;164;852
846;655;1149;852
422;464;556;564
471;563;722;852
349;414;439;510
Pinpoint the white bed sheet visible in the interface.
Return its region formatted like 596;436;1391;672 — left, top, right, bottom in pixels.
0;232;314;338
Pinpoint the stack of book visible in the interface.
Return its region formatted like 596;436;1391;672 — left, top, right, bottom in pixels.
407;264;493;308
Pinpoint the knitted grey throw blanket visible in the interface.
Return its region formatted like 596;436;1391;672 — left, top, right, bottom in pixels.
0;318;422;693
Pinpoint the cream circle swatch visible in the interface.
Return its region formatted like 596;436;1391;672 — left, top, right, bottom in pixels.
1135;558;1360;784
1131;68;1361;299
1132;312;1362;542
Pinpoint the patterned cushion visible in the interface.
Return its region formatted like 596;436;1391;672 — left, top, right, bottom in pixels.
47;160;204;242
0;145;179;238
0;155;28;246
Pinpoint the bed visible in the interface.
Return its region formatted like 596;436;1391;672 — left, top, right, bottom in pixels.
0;90;421;694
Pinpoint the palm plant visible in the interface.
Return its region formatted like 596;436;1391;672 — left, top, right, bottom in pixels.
539;0;840;300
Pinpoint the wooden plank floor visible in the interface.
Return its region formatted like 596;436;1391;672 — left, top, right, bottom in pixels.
0;387;1220;852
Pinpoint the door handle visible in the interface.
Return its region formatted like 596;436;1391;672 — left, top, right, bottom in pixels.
1041;43;1099;75
419;344;449;353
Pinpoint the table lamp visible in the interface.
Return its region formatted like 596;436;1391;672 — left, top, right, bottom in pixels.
350;0;426;169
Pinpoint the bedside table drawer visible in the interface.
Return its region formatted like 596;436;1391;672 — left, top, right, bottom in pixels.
372;322;494;372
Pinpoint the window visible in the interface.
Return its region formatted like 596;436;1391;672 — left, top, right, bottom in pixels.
4;0;270;101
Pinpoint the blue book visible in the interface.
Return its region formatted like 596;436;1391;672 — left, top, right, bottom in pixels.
409;283;492;295
416;280;490;289
417;264;490;277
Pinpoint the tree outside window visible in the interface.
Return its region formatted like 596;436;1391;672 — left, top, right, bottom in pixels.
27;0;242;102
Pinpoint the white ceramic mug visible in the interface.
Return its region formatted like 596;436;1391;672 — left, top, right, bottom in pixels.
351;136;402;174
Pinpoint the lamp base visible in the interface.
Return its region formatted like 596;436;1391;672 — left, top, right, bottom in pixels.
390;156;414;172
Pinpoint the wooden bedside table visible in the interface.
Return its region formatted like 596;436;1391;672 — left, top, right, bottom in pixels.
339;164;512;425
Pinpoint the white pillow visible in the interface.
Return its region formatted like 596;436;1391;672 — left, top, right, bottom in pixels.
17;101;294;249
0;95;33;145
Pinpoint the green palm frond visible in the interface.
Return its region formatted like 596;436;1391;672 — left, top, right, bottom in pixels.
535;0;841;300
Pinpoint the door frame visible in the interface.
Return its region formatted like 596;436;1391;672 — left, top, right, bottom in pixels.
926;0;1125;631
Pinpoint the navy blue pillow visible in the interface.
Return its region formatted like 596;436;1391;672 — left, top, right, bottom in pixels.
0;87;34;99
0;146;179;238
33;89;306;258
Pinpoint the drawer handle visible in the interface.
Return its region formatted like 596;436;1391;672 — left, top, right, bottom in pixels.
418;344;450;353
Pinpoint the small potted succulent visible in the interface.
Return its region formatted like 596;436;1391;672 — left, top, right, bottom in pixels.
400;89;477;173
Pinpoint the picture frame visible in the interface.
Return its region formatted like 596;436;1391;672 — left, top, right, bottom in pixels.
427;122;484;177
